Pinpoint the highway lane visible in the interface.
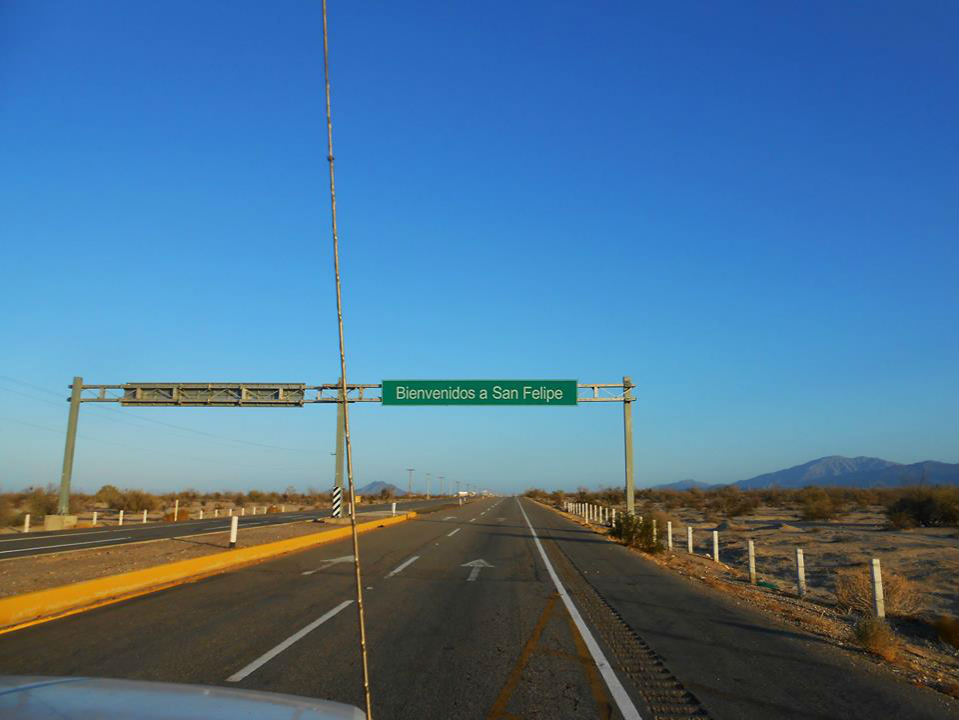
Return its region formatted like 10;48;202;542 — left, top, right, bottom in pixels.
0;498;454;559
0;498;636;719
0;498;955;719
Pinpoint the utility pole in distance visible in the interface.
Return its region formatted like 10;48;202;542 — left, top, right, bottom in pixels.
425;473;431;500
406;468;414;497
438;476;445;496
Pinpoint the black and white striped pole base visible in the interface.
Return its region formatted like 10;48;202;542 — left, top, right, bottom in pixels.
331;486;343;518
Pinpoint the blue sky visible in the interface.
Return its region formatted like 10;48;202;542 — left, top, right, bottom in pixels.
1;1;956;495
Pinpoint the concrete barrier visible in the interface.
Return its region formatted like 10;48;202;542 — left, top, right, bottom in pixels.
0;512;417;634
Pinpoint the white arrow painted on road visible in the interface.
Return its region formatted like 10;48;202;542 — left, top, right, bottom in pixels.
301;555;354;576
462;558;493;582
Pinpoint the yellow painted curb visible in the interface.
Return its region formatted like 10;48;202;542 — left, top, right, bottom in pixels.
0;512;416;634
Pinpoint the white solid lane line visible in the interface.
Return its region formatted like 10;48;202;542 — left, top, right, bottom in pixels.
226;600;353;682
516;498;642;720
0;536;133;555
447;528;461;537
0;530;117;544
385;555;419;578
0;513;319;544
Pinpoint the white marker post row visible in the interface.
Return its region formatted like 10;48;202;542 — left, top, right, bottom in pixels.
565;502;618;527
681;526;887;616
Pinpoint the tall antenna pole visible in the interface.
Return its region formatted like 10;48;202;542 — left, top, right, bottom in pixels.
406;468;414;497
321;2;373;717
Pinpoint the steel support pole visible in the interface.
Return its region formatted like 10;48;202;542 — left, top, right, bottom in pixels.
58;376;82;514
406;468;414;497
623;375;635;516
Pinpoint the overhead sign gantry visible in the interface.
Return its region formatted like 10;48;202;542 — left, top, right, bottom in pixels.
56;376;638;514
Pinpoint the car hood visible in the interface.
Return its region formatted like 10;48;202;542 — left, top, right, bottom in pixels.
0;676;365;719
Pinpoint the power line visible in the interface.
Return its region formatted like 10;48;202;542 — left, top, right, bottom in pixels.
0;377;312;453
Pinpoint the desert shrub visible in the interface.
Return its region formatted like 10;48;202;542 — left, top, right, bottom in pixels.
95;484;125;507
854;617;899;661
379;487;395;500
834;567;923;617
610;512;663;553
610;512;642;546
933;615;959;649
684;488;706;510
121;490;159;512
706;486;757;518
162;507;191;522
885;487;959;528
25;487;58;516
0;497;15;526
799;487;837;520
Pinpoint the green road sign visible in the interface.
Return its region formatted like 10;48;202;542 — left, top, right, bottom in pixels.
382;380;577;406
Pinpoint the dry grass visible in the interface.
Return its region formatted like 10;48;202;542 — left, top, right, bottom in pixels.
933;615;959;649
854;617;899;661
834;567;924;617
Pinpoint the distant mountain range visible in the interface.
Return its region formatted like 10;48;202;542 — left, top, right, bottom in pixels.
652;456;957;490
356;481;407;497
653;479;714;491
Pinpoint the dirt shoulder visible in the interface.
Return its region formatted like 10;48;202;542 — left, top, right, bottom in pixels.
0;518;361;598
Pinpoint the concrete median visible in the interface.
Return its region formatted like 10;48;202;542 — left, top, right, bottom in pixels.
0;512;416;634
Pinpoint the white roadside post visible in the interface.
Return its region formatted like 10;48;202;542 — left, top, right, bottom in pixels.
712;530;719;562
686;526;693;553
174;499;179;522
795;548;806;597
229;515;239;549
652;518;657;545
870;558;885;618
118;509;124;526
281;505;285;513
391;502;396;517
214;509;219;518
748;540;757;585
241;507;246;516
611;508;616;526
666;521;673;550
23;514;30;533
142;509;148;523
92;511;98;525
228;508;233;517
199;509;204;520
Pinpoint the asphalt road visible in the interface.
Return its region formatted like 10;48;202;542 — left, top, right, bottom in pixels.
0;498;954;720
0;498;452;559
